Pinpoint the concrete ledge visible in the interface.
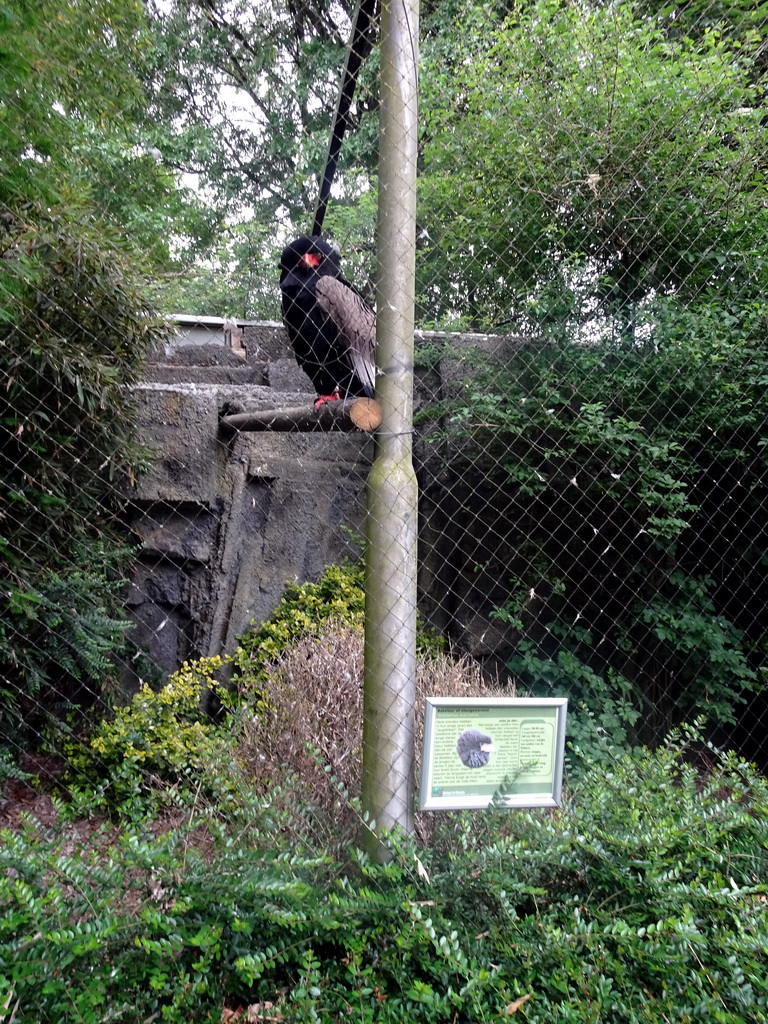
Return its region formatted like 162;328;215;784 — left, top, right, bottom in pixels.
123;322;527;692
143;364;269;386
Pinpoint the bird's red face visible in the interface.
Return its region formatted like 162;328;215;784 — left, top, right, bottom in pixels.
279;235;340;289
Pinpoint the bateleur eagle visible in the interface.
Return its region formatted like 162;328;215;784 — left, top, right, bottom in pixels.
279;235;376;406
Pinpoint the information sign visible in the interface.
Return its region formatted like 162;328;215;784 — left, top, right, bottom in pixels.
419;697;568;810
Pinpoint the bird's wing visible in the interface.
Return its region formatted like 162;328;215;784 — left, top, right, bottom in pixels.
315;276;377;396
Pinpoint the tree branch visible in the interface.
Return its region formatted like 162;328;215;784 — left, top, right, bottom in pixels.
219;398;382;433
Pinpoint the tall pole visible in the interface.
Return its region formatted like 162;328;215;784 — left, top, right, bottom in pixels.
362;0;420;859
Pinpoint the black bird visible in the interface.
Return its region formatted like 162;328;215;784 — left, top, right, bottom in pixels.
456;729;497;769
279;235;376;406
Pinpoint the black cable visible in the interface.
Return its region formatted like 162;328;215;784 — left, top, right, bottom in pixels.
312;0;379;237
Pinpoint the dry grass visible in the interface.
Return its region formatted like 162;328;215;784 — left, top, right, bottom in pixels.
2;627;511;852
234;623;510;845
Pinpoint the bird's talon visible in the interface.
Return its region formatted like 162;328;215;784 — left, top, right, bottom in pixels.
314;392;342;408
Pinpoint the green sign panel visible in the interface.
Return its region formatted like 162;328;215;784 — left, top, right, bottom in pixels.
419;697;568;810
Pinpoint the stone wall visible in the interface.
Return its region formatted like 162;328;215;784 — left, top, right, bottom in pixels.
125;323;526;688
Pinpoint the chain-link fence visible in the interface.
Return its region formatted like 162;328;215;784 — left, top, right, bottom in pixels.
2;0;768;883
410;0;768;767
3;0;768;1018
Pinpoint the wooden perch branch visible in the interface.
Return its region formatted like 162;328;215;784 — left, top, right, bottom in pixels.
219;397;382;434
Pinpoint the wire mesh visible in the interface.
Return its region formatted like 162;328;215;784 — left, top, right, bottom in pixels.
409;0;768;771
1;0;768;846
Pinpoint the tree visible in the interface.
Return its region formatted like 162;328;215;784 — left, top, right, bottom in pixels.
0;1;171;744
413;0;768;750
417;0;768;332
123;0;383;315
139;0;379;222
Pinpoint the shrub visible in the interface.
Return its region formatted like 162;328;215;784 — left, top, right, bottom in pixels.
56;562;369;819
232;560;445;685
62;614;500;835
63;657;238;818
436;323;768;756
233;561;366;678
0;205;168;744
1;728;766;1023
234;623;506;844
59;562;370;820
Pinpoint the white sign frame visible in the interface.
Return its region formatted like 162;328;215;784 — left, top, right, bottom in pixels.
419;697;568;811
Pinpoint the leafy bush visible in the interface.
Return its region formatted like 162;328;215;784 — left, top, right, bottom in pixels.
0;566;135;724
416;729;768;1023
234;561;367;676
60;564;369;821
1;728;766;1023
54;562;374;818
60;607;485;831
63;657;238;818
432;309;768;757
233;560;444;685
418;0;767;330
0;205;168;744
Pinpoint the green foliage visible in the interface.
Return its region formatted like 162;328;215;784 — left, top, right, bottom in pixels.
165;221;284;319
234;561;367;678
0;0;148;206
418;0;768;331
439;727;768;1022
234;561;445;686
138;0;356;230
1;729;767;1023
439;304;768;749
64;562;371;821
0;0;209;265
1;0;186;748
416;0;768;755
63;657;237;817
0;565;134;731
0;747;31;785
62;561;370;821
0;204;169;743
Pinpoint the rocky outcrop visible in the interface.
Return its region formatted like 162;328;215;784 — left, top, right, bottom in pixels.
124;326;371;689
125;323;528;689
